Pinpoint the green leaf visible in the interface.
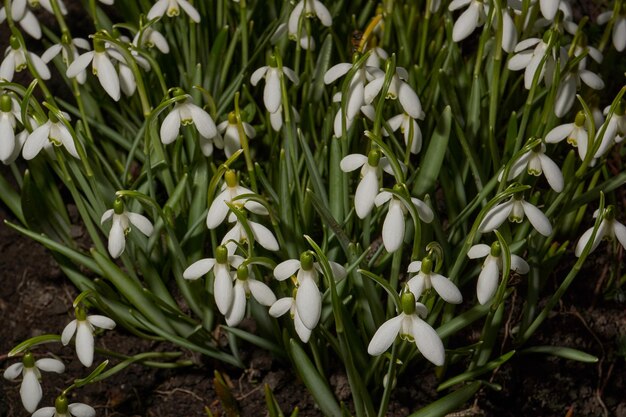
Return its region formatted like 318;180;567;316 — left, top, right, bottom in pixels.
521;346;598;363
413;106;451;196
9;334;62;357
437;351;515;390
309;34;333;102
73;360;109;388
408;382;481;417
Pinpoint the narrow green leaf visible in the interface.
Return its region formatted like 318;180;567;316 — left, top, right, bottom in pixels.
9;335;62;357
408;382;481;417
521;346;598;363
413;106;451;196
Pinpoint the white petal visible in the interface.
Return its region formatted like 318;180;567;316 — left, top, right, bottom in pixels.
312;0;332;26
613;18;626;51
147;0;168;19
501;11;517;53
410;197;434;223
32;407;55;417
514;37;541;52
274;259;301;281
160;108;181;144
87;315;116;330
20;370;42;413
294;310;312;343
324;63;352;84
68;403;96;417
288;1;305;35
507;50;533;71
367;315;403;356
214;266;234;315
538;153;563;192
574;225;598;257
579;70;604;90
346;79;364;120
524;47;545;90
545;123;573;143
108;219;125;258
340;154;367;172
20;11;42;39
61;320;77;345
225;282;247;326
206;189;230;229
183;258;216;279
407;261;422;273
327;261;347;280
177;0;201;22
510;255;530;274
27;53;50;80
22;125;49;160
248;279;276;306
411;317;445;366
250;66;268;86
479;200;513;233
75;321;94;367
66;51;95;79
452;3;480;42
382;200;405;252
94;54;120;101
34;358;65;373
554;75;576;117
363;77;384;104
596;11;612;25
282;67;299;84
296;276;321;330
540;0;559;20
0;117;15;161
448;0;471;11
250;221;279;251
477;257;499;304
127;212;153;236
269;110;282;131
3;363;23;380
613;221;626;250
374;191;393;206
467;244;490;259
355;169;378;219
521;201;552;236
264;69;281;114
430;273;463;304
269;297;293;317
397;82;422;119
57;125;79;158
190;106;217;138
407;275;425;299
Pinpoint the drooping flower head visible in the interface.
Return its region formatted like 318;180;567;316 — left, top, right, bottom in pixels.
499;142;564;192
479;192;552;237
0;93;22;163
575;206;626;257
0;35;51;82
22;111;79;160
545;111;590;161
61;306;116;367
226;263;276;327
147;0;200;23
100;197;153;258
66;38;120;101
31;394;95;417
406;256;462;304
217;111;256;158
250;56;299;115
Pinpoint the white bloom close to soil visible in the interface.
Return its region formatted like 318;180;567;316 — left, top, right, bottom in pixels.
545;111;590;161
499;143;563;192
32;395;95;417
217;112;256;158
66;40;121;101
406;257;462;304
364;67;422;119
0;94;22;163
225;263;276;327
479;194;552;237
22;112;79;160
61;309;116;367
575;206;626;257
221;212;279;255
1;37;51;82
101;198;154;259
250;63;299;114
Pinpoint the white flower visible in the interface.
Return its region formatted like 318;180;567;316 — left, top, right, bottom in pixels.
147;0;200;23
273;252;346;331
479;194;552;236
206;169;267;229
22;112;79;160
508;36;565;90
449;0;487;42
364;67;423;119
100;198;153;258
468;242;529;304
3;352;65;413
340;150;396;219
538;0;560;20
0;6;42;39
41;38;91;84
368;292;445;366
159;92;218;154
61;308;116;367
287;0;332;49
32;395;95;417
133;27;169;54
597;9;626;52
268;104;300;131
575;206;626;257
184;245;243;315
217;112;256;158
250;63;298;114
545;111;589;160
499;143;563;192
385;112;424;155
66;40;120;101
594;104;626;159
221;212;279;255
375;188;434;253
365;47;388;69
225;263;276;327
0;37;51;82
406;257;462;304
0;94;22;163
554;46;604;117
324;62;375;123
269;296;312;342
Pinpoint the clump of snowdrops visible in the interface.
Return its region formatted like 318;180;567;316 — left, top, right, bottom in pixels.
1;0;625;416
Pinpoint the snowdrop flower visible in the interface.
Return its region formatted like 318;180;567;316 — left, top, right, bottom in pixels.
32;394;95;417
41;37;91;84
270;293;312;342
479;193;552;236
508;33;565;90
538;0;560;20
468;241;529;304
206;169;267;229
22;111;79;160
594;103;626;159
268;104;300;131
0;6;42;39
184;245;242;315
365;46;388;69
575;206;626;257
597;7;626;52
324;60;373;123
226;263;276;327
217;112;256;158
250;59;298;114
66;39;120;101
288;0;332;49
340;149;396;219
368;291;445;366
448;0;487;42
0;94;22;163
3;121;28;164
375;185;434;253
554;45;604;117
364;67;423;119
545;111;589;160
61;307;116;367
159;89;218;155
221;211;279;255
499;142;563;192
3;352;65;413
0;36;50;82
385;112;425;155
133;27;169;54
274;251;346;331
100;198;153;258
147;0;200;23
406;257;462;304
